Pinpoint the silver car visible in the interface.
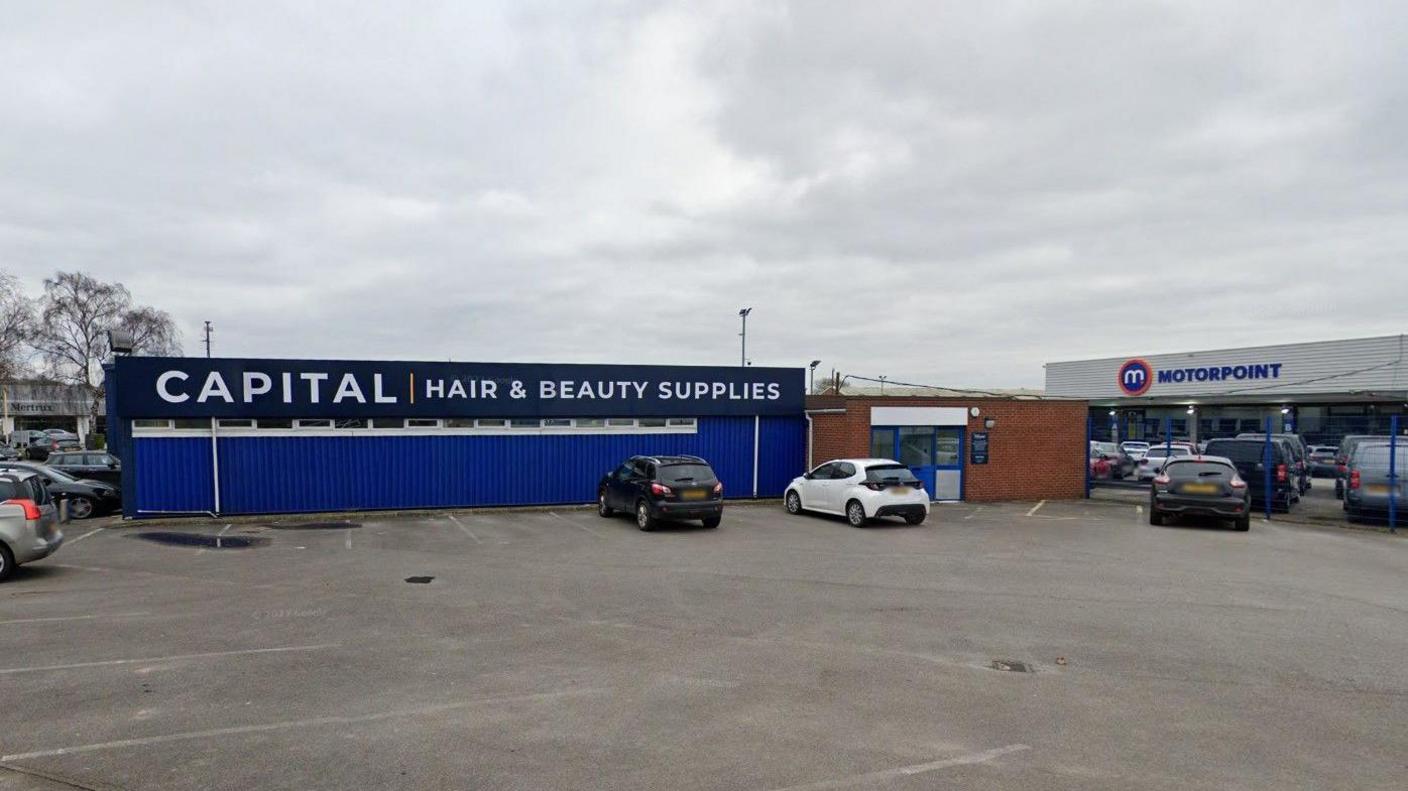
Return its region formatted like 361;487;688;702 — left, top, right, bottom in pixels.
1120;441;1150;461
1135;445;1194;481
0;470;64;582
1343;442;1408;521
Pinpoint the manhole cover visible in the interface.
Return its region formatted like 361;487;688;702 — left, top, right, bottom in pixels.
265;521;361;530
989;660;1034;673
132;532;268;549
404;576;435;584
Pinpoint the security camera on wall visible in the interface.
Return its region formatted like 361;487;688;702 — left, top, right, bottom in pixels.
108;329;135;356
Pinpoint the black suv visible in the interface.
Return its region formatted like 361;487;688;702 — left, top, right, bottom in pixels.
598;455;723;531
1202;439;1297;512
46;451;121;486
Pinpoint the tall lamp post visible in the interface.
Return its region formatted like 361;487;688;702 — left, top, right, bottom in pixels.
738;308;752;367
808;360;821;393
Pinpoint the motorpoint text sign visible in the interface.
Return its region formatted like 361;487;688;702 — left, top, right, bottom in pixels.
1115;357;1283;396
111;357;804;419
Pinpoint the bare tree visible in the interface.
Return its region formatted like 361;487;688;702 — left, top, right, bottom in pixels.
30;271;182;420
0;272;36;382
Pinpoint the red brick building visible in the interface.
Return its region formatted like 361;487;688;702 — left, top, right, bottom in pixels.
806;394;1087;502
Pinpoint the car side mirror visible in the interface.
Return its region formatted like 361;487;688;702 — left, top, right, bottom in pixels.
803;472;814;480
107;461;118;469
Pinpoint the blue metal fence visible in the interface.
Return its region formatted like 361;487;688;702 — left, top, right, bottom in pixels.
129;416;805;516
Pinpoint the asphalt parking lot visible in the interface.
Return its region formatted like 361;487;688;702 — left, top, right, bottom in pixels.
3;499;1406;790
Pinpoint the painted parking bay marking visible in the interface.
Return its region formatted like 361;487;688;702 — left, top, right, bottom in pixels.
0;643;340;676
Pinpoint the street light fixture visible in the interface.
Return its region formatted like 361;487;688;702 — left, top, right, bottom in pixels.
738;308;752;367
808;360;821;393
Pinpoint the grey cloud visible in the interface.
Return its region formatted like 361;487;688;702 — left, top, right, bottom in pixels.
1;1;1405;389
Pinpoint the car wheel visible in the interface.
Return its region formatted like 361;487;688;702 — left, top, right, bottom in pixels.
635;500;656;532
0;542;13;582
68;496;95;520
903;512;926;525
1148;508;1164;526
597;491;613;518
1235;514;1250;531
845;500;867;527
701;515;721;529
785;490;802;515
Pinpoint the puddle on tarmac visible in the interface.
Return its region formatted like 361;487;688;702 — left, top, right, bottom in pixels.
131;532;268;549
404;576;435;584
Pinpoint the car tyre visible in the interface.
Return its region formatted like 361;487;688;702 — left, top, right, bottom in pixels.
701;515;721;529
1235;514;1250;532
68;495;95;520
635;500;656;532
1148;508;1164;526
785;490;802;515
0;542;13;582
903;512;926;526
597;491;613;518
845;500;867;528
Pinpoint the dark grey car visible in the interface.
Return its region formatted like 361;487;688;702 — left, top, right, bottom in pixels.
1343;442;1407;521
46;451;121;486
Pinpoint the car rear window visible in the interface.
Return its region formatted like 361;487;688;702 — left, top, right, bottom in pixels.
658;463;715;484
1205;441;1284;463
1165;461;1235;480
1353;446;1408;468
865;464;918;483
0;480;22;500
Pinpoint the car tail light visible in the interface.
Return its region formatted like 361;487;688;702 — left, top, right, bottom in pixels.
1230;477;1247;490
4;498;42;520
1349;470;1361;490
1276;464;1287;483
1153;474;1170;486
863;481;886;491
712;481;723;496
1337;464;1347;474
650;482;673;497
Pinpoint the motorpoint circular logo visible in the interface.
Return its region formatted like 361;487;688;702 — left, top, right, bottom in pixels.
1117;358;1153;396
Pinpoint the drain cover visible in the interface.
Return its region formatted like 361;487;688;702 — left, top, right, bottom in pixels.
404;576;435;584
132;532;267;549
989;660;1033;673
265;521;361;530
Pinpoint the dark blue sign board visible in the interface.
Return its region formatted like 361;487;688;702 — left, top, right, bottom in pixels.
970;432;989;465
110;357;804;419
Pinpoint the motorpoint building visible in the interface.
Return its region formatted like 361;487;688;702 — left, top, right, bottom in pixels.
1045;334;1408;445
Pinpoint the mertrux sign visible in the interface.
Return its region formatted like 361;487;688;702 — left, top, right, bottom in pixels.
111;357;804;419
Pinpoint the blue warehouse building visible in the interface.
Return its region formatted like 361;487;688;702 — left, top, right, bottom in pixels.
105;357;806;518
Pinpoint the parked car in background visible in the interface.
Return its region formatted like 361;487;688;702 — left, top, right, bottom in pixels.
1090;442;1132;479
1238;433;1311;494
1202;438;1297;512
1135;445;1192;481
0;469;63;582
43;428;81;445
1307;445;1339;478
1089;446;1114;480
1343;441;1408;522
1334;435;1386;499
598;455;722;530
0;462;120;520
46;451;121;486
10;429;78;461
0;445;17;461
785;459;929;527
1120;441;1150;461
1148;455;1251;531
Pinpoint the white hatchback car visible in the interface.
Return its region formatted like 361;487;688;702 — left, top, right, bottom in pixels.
784;458;930;526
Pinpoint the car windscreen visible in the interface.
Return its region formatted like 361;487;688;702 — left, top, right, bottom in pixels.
1122;443;1149;450
1146;447;1189;458
658;464;715;484
1165;461;1235;480
864;464;918;483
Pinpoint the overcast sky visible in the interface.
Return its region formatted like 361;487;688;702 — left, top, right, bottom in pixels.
2;1;1405;388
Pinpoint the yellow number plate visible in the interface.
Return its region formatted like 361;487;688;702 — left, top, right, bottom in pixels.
1181;483;1218;495
680;489;707;501
1366;484;1392;496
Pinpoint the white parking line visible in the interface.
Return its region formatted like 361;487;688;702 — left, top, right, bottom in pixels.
551;511;603;537
0;687;609;761
1025;500;1046;517
0;612;150;626
762;744;1031;790
197;524;234;555
447;513;481;544
0;643;340;675
963;507;984;521
345;528;353;550
64;526;106;546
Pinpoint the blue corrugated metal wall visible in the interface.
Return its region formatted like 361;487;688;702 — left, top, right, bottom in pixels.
130;416;805;516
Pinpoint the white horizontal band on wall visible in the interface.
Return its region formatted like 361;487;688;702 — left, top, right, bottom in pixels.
131;417;701;438
870;406;969;426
